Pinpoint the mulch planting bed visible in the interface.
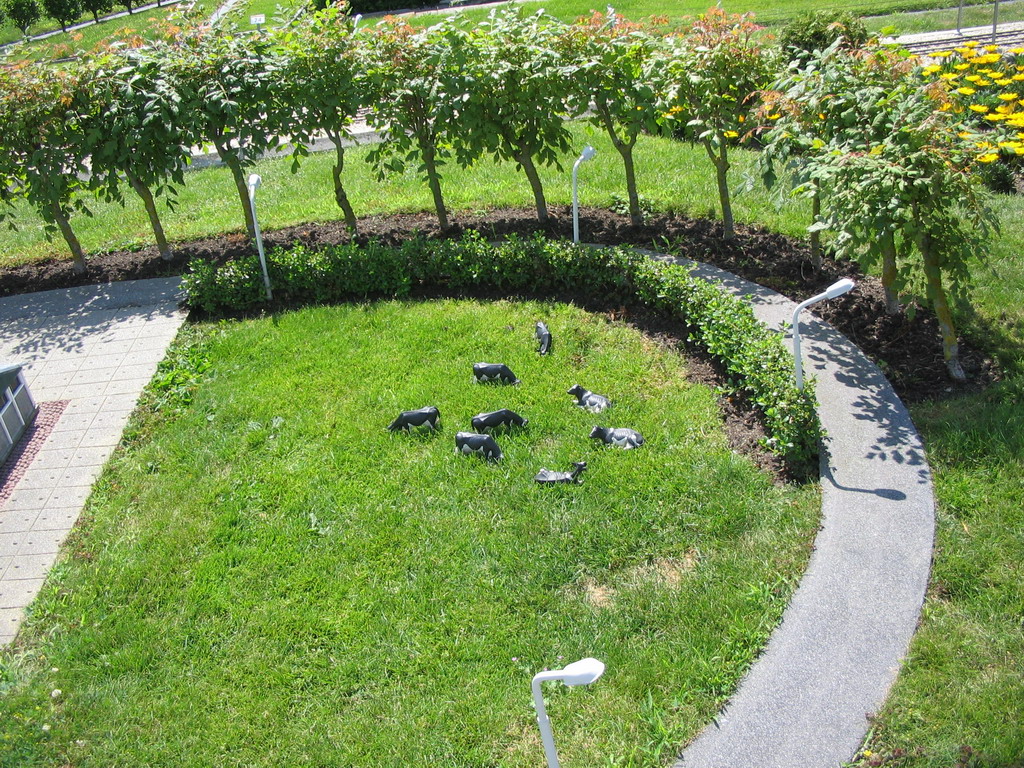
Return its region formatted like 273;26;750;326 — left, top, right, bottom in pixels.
0;206;999;412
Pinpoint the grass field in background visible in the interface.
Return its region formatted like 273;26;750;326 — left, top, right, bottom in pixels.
0;301;820;767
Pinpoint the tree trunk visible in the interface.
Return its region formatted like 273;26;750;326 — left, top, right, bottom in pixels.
918;230;966;381
327;130;357;232
517;147;548;223
810;179;822;269
880;231;900;315
705;138;734;240
50;200;87;274
127;172;172;260
92;11;99;22
595;101;641;226
419;136;448;232
215;141;257;240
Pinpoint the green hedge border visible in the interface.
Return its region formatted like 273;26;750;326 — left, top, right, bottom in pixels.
181;233;821;469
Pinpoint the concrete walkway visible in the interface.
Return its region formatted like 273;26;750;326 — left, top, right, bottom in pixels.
663;256;935;768
0;278;186;645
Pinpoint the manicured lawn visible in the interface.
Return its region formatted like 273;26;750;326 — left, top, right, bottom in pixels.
863;0;1024;35
0;2;182;54
0;301;819;766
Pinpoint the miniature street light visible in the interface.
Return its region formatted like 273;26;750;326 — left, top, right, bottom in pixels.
572;146;597;244
792;278;855;389
247;174;273;301
532;657;605;768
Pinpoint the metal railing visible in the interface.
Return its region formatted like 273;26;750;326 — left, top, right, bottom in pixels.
957;0;1002;41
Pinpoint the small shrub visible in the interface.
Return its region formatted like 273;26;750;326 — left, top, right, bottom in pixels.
780;11;869;60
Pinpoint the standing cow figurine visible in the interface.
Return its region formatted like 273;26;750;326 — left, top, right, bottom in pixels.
473;362;520;385
471;409;528;433
567;384;611;413
455;431;503;461
387;406;440;432
534;461;587;484
589;426;645;449
535;322;552;355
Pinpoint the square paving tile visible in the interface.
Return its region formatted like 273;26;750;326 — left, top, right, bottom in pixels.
0;511;38;535
2;487;52;512
41;429;87;451
5;553;55;581
31;508;80;532
0;578;45;609
1;607;23;638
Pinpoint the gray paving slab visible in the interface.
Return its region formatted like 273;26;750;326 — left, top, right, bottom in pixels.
659;256;935;768
0;278;186;646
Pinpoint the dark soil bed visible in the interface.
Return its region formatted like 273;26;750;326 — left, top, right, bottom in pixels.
0;205;999;410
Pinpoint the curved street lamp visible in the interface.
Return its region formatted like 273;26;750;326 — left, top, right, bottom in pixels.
532;657;605;768
572;146;597;244
792;278;855;389
247;174;273;302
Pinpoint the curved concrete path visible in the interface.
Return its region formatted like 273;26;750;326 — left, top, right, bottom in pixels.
0;259;935;768
0;278;186;645
655;255;936;768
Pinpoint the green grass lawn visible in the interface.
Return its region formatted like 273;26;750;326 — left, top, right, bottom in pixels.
863;0;1024;35
0;2;182;53
0;300;820;767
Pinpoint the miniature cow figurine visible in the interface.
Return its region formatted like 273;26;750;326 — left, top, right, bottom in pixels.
535;321;552;355
473;363;520;385
455;431;503;461
534;461;587;485
471;409;528;433
567;384;611;413
387;405;440;432
590;426;645;449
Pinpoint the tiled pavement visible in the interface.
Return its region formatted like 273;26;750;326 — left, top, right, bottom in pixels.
0;278;186;646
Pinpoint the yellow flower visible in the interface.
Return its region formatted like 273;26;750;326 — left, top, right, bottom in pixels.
998;140;1022;148
977;79;992;86
965;40;980;48
983;44;999;52
1012;74;1024;81
1017;131;1024;139
975;141;995;149
996;78;1013;86
939;102;954;111
999;92;1020;100
978;153;999;162
974;53;1002;64
933;50;953;58
923;64;941;74
767;113;781;120
996;104;1015;114
723;130;738;138
965;74;982;82
958;131;973;138
969;104;990;112
738;115;745;123
957;87;977;95
955;63;971;70
986;113;1008;121
940;72;959;81
1011;47;1024;54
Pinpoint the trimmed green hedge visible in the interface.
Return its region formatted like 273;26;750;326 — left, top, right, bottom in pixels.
181;234;821;469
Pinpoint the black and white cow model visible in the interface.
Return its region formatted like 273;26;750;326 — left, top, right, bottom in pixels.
473;362;520;385
455;431;503;461
535;321;552;355
387;405;440;432
471;408;528;433
534;461;587;484
567;384;611;413
589;426;645;449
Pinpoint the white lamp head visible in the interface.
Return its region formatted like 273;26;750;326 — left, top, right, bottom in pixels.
824;278;855;299
247;174;262;194
580;146;597;163
558;657;605;686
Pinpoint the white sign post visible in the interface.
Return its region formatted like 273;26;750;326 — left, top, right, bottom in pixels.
250;13;265;27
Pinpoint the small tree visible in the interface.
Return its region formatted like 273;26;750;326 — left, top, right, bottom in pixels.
5;0;41;38
763;45;998;380
455;9;573;223
276;5;364;231
362;17;462;231
560;11;661;226
81;0;112;23
0;63;92;272
658;9;774;240
166;22;287;240
80;45;192;260
42;0;82;32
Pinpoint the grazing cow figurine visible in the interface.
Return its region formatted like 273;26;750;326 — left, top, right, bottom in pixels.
534;461;587;485
471;408;528;433
567;384;611;413
387;405;440;432
473;362;520;385
455;431;503;461
535;321;552;355
590;426;645;449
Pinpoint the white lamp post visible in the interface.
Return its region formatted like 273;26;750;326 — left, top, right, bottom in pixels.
246;174;273;302
792;277;855;390
572;146;597;244
532;657;605;768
